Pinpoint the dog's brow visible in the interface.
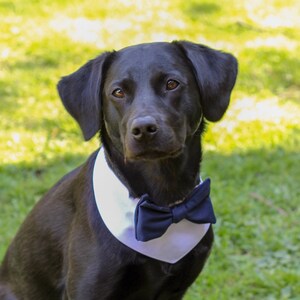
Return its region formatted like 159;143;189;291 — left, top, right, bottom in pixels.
110;78;134;87
105;77;137;96
150;69;188;85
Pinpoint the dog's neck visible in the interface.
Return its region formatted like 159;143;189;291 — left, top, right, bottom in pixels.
102;132;203;206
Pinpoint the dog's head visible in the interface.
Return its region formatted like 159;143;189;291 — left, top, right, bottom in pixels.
58;42;237;160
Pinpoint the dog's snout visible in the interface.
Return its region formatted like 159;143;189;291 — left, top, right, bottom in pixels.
130;116;158;141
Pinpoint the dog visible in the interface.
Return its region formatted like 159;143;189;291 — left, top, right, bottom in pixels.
0;41;237;300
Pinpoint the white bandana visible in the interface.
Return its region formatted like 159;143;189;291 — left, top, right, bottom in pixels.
92;148;210;264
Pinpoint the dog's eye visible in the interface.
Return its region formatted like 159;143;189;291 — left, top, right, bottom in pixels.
112;88;125;98
166;80;179;91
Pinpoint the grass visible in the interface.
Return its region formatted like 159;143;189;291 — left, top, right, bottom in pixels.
1;0;300;299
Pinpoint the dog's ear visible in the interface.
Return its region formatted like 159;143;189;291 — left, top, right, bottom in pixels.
174;41;238;122
57;52;111;140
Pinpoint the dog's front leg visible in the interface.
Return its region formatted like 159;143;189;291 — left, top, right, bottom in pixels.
62;219;119;300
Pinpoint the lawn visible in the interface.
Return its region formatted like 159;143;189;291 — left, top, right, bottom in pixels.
1;0;300;299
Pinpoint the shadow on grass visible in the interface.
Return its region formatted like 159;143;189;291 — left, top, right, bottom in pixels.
239;48;300;95
181;0;220;20
0;80;21;112
0;55;60;114
13;55;61;70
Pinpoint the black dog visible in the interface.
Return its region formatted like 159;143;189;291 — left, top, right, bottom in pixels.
0;41;237;300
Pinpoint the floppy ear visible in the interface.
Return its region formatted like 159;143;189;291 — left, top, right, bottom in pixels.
174;41;238;122
57;52;111;140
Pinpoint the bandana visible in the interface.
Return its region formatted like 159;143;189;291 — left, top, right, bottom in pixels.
92;148;211;264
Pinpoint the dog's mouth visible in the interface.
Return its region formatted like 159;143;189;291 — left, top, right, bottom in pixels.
125;147;183;161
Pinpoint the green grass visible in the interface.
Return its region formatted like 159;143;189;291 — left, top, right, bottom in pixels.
1;0;299;299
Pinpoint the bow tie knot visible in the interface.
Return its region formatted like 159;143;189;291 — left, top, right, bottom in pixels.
134;179;216;242
172;203;190;223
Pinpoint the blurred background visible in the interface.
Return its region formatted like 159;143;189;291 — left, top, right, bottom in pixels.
0;0;299;299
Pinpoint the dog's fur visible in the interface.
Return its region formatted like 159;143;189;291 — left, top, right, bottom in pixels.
0;41;237;300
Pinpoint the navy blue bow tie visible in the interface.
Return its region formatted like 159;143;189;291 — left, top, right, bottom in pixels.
134;178;216;242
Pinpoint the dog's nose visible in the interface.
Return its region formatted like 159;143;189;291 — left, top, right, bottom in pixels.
130;116;158;141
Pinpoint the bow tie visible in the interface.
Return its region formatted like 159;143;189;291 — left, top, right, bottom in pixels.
134;178;216;242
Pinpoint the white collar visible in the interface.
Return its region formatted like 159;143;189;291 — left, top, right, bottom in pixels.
92;148;210;264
